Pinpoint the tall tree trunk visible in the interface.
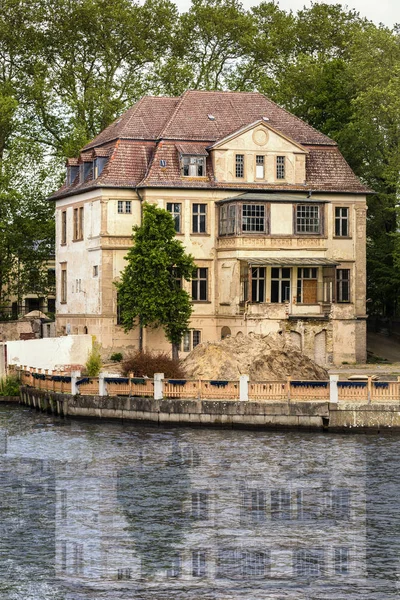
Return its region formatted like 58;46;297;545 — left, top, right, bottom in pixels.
172;343;179;361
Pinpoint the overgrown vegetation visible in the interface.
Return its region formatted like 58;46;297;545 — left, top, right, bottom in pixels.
110;352;123;363
85;344;102;377
120;351;185;379
0;375;20;396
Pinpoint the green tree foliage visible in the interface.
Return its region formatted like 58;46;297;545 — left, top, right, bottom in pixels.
116;204;196;358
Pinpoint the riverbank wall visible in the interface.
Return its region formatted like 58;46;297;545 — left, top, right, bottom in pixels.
19;386;400;431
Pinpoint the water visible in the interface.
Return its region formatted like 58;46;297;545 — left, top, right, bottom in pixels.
0;405;399;600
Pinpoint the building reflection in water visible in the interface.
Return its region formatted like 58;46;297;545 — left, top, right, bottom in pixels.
48;428;368;599
2;410;399;599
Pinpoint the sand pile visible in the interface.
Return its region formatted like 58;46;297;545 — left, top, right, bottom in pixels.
183;332;328;381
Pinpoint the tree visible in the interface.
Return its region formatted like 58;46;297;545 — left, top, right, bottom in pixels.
116;204;196;359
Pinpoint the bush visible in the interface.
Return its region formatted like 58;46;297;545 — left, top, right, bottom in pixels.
110;352;123;363
0;375;20;396
121;351;185;379
85;343;103;376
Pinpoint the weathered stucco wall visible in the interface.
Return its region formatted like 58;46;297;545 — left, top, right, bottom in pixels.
7;335;93;370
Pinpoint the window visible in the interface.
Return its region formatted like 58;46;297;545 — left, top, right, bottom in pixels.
192;203;207;233
61;211;67;245
251;267;265;303
276;156;285;179
242;204;266;232
242;551;267;577
219;204;236;235
334;547;349;575
297;268;318;304
93;157;107;179
335;207;349;237
166;202;181;233
60;540;67;572
117;568;132;580
336;270;350;303
47;298;56;314
235;154;244;178
331;488;350;520
117;200;131;214
80;162;91;183
67;165;79;185
167;555;181;578
192;268;208;301
271;489;291;520
47;269;56;288
271;268;291;303
182;330;201;352
192;550;206;577
61;265;67;303
60;489;67;519
181;155;205;177
93;265;98;277
241;489;266;523
73;207;84;240
73;544;84;575
296;205;321;234
256;155;265;179
294;548;324;577
192;491;209;519
217;549;269;579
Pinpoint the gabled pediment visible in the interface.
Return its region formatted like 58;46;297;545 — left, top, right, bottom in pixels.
209;120;309;154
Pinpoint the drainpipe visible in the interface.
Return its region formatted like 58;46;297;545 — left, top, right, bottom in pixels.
135;186;144;352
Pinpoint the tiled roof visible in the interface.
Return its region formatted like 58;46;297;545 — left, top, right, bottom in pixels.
50;90;371;200
159;90;335;146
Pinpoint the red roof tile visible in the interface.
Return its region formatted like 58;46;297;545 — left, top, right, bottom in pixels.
50;91;371;200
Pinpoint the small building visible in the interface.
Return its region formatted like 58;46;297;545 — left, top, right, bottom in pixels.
50;91;370;365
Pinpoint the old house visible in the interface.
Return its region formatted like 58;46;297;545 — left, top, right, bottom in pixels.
50;91;369;365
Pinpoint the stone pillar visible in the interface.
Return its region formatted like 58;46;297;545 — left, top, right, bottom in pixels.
239;375;249;401
330;374;339;404
71;371;81;395
99;373;107;397
154;373;164;400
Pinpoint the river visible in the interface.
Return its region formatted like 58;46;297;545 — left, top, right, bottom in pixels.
0;404;399;599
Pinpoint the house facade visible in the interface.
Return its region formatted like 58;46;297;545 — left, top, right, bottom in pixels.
50;91;369;365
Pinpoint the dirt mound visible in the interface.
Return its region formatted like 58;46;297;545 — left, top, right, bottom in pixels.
183;332;328;381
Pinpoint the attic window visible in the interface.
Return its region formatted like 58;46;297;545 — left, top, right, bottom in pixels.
262;116;269;121
93;157;107;179
80;162;92;183
181;156;205;177
67;166;79;186
208;114;215;121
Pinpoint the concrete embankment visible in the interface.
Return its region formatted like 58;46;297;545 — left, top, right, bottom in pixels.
19;386;400;431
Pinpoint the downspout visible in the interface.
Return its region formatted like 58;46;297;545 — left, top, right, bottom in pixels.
136;186;144;352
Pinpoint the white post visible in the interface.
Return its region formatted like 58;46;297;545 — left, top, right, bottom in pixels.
98;373;107;397
71;370;81;395
330;374;339;404
154;373;164;400
240;375;249;401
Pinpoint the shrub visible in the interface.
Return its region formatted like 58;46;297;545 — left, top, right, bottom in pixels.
0;375;20;396
85;343;103;376
121;351;185;379
110;352;123;363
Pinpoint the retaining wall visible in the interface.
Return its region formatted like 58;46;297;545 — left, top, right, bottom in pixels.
19;386;400;431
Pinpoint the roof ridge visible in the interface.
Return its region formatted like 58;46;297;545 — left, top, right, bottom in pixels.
158;91;189;139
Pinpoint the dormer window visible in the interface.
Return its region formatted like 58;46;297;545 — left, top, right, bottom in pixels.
181;155;205;177
93;157;107;179
80;162;91;183
67;166;79;186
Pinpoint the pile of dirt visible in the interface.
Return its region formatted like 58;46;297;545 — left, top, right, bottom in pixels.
183;332;328;381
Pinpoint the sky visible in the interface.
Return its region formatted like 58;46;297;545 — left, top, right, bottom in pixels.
175;0;400;28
